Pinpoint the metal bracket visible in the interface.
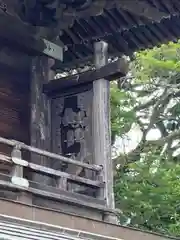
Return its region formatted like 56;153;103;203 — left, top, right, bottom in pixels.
42;39;63;61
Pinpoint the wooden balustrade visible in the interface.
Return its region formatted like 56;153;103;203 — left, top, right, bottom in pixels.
0;137;103;188
0;136;121;214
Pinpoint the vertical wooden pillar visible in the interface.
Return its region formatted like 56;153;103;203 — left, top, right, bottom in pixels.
30;56;52;184
92;41;116;222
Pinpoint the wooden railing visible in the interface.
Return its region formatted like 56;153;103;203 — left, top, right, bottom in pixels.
0;136;118;214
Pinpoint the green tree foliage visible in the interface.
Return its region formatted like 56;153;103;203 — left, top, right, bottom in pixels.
110;82;135;144
112;41;180;237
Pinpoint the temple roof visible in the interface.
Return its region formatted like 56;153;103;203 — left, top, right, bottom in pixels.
1;0;180;72
55;0;180;71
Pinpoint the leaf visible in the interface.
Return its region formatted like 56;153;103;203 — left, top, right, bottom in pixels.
113;42;180;237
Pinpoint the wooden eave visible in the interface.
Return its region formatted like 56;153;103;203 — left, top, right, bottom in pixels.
55;0;180;71
0;1;180;71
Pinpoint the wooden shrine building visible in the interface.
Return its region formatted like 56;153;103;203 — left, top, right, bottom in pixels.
0;0;179;239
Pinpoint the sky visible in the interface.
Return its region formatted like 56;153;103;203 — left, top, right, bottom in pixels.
113;124;162;157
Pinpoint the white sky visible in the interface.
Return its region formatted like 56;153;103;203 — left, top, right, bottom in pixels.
113;124;162;156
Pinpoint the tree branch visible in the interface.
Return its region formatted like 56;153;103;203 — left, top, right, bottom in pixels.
155;128;180;145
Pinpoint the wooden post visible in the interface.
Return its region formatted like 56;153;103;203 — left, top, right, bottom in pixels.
57;177;68;191
30;56;52;185
92;41;116;222
11;145;23;180
11;143;30;203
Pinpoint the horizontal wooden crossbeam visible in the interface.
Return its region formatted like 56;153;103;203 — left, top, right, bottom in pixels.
43;58;128;95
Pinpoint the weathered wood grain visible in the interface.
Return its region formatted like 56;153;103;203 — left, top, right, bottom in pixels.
51;86;96;194
30;56;51;185
92;41;116;222
0;59;30;166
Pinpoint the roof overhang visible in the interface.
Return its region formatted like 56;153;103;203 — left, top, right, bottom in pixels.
1;1;180;70
0;214;121;240
0;208;176;240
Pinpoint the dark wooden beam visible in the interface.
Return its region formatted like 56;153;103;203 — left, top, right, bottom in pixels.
43;58;128;95
0;10;63;61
